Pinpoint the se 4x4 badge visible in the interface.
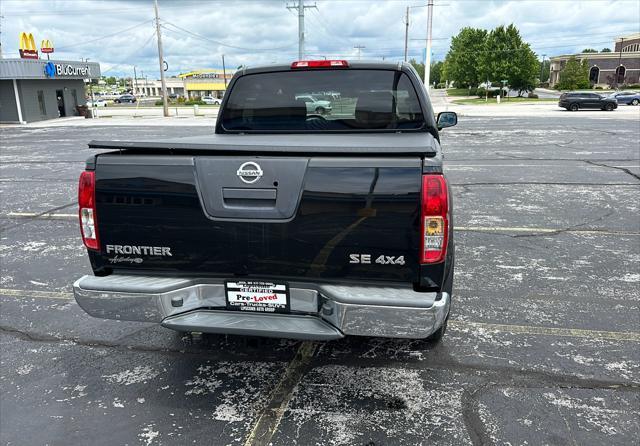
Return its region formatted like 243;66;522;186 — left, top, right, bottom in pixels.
349;254;406;265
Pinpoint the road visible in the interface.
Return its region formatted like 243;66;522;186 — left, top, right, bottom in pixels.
1;110;639;445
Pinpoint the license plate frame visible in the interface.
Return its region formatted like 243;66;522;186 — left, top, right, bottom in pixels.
225;280;290;314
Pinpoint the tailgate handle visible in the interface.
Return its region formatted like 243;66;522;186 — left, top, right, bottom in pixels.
223;188;277;200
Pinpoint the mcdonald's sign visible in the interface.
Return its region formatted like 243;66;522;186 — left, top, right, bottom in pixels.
41;39;54;54
19;32;39;59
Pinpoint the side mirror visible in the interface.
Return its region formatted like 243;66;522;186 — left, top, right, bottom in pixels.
437;111;457;130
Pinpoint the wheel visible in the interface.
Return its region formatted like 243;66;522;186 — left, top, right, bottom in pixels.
631;99;639;106
605;103;614;111
569;103;579;111
315;106;326;114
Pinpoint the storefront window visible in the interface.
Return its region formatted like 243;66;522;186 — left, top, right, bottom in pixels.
37;91;46;115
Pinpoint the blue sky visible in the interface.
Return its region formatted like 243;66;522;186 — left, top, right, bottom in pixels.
1;0;638;77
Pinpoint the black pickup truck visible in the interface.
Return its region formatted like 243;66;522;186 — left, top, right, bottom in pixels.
73;60;457;342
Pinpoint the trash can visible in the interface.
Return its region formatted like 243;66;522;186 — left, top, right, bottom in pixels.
76;105;89;117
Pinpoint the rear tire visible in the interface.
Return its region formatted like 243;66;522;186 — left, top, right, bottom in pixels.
569;103;579;111
426;315;448;343
631;99;639;106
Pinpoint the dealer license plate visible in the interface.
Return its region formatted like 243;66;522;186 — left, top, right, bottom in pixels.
225;280;290;313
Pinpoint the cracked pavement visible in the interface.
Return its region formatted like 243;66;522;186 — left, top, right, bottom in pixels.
1;111;639;445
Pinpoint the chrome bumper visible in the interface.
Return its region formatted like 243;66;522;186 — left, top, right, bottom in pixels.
73;275;450;340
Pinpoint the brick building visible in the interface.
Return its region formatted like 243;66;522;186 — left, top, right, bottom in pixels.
549;33;640;88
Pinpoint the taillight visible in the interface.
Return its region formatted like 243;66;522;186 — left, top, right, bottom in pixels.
291;60;349;69
78;171;100;251
420;174;448;263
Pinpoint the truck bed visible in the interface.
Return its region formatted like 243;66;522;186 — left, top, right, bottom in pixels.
88;133;439;156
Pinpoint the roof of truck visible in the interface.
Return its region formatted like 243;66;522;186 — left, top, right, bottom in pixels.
238;60;409;76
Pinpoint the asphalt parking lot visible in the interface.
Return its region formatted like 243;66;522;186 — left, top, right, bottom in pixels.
1;111;639;445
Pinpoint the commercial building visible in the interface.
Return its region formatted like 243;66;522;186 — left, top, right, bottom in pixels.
549;33;640;88
0;58;101;123
132;69;233;98
133;77;184;97
180;69;232;98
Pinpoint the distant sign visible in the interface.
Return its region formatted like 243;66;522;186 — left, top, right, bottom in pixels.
41;39;54;54
19;32;39;59
43;62;91;78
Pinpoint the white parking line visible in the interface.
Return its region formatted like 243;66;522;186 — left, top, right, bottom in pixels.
7;212;76;220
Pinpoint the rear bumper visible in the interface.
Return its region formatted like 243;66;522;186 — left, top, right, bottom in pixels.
73;275;450;340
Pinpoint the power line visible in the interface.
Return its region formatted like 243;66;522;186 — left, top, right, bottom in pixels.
100;31;156;75
161;21;296;52
56;19;154;51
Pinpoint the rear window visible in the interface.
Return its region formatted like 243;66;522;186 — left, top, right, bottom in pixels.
220;69;426;132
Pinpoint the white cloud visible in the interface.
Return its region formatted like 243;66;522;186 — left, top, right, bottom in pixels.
1;0;638;77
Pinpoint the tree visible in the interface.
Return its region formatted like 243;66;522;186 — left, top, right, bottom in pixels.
557;56;590;90
481;24;539;95
409;59;425;81
430;61;443;86
601;48;612;52
582;48;598;53
443;27;488;88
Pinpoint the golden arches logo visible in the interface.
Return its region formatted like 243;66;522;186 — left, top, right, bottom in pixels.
41;39;54;54
19;32;39;59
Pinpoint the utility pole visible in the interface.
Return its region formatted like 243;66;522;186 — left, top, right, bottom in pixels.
286;0;317;60
133;66;138;96
539;54;546;83
154;0;169;117
424;0;434;88
0;15;4;59
222;54;227;89
404;7;409;62
615;37;624;89
354;45;365;60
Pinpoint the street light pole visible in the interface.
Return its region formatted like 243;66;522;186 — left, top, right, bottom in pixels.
404;7;409;62
222;54;227;89
424;0;434;88
154;0;169;117
539;54;546;84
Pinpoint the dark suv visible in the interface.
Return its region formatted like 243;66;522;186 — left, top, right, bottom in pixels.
559;92;617;111
114;94;137;104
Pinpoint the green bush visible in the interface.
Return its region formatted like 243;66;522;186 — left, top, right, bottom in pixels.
527;92;539;99
594;86;603;90
185;100;206;106
155;100;164;106
177;96;186;103
626;84;640;89
476;88;506;98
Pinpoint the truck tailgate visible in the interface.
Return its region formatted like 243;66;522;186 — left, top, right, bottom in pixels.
91;153;424;284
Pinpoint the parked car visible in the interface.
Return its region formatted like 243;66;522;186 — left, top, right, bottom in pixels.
608;91;640;105
202;96;222;105
73;60;457;343
88;98;108;107
114;94;137;104
295;94;333;114
558;92;617;111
